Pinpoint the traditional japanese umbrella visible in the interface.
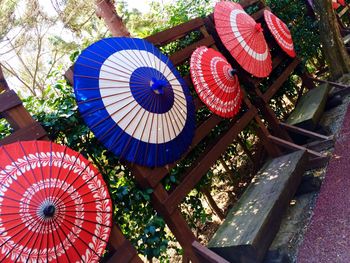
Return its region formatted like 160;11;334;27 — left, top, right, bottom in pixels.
190;46;242;118
0;140;112;263
333;0;346;9
264;10;296;58
214;2;272;78
74;37;195;168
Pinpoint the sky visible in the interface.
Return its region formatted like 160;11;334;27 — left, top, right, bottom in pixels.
126;0;172;13
1;0;172;91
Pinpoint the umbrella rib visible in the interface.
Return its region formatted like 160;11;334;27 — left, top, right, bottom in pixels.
59;209;111;228
48;216;72;263
130;37;154;73
130;110;151;163
0;146;42;206
48;145;69;207
50;152;85;204
13;216;44;263
34;140;49;201
75;59;134;80
80;95;133;119
18;141;47;203
96;38;141;72
55;212;106;259
48;141;53;204
77;90;132;105
0;181;41;207
33;218;47;263
118;104;148;161
88;99;138;130
55;211;111;244
110;38;157;79
0;211;43;261
56;169;101;205
148;39;163;80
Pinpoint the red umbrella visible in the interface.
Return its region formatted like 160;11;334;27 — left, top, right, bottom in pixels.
214;2;272;78
264;10;296;58
333;0;345;9
190;46;242;118
0;141;112;263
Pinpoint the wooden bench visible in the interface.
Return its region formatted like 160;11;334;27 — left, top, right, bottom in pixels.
208;150;308;263
286;84;330;130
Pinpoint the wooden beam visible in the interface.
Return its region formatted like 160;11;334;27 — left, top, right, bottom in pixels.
280;122;333;141
163;108;257;214
192;241;229;263
268;135;328;159
169;35;215;66
262;58;301;102
0;122;47;145
107;225;142;263
145;18;205;46
0;90;22;112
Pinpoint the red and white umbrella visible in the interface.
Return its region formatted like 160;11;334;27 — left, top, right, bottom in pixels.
264;10;296;58
0;141;112;263
214;2;272;78
333;0;345;9
190;46;242;118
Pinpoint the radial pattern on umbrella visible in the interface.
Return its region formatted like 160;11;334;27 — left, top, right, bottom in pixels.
264;10;296;58
214;2;272;78
73;37;195;168
190;46;242;118
0;141;112;263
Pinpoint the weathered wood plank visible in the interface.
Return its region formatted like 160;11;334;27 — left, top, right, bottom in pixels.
262;58;301;102
145;17;205;46
286;84;330;130
163;108;258;213
0;90;22;112
107;225;142;263
0;122;47;145
268;135;327;159
208;151;308;263
280;122;333;141
192;241;230;263
169;35;215;66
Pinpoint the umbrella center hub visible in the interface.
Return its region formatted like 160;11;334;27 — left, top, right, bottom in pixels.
150;78;168;95
255;23;263;33
43;204;56;218
229;68;238;77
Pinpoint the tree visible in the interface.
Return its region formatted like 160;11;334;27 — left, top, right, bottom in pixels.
95;0;130;37
314;0;350;79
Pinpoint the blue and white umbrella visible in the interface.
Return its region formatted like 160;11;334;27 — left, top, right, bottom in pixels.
73;37;195;167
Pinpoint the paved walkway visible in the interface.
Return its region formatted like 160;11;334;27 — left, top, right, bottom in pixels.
297;105;350;263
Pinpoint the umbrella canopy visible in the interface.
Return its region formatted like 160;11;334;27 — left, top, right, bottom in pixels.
74;37;195;168
214;2;272;78
333;0;345;9
264;10;296;58
190;46;242;118
0;141;112;263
